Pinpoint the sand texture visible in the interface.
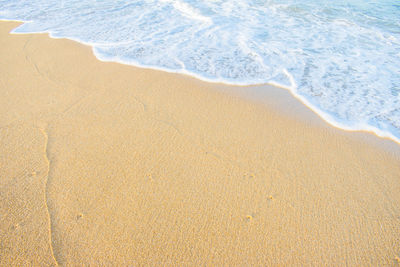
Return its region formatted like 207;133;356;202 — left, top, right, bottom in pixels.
1;21;400;266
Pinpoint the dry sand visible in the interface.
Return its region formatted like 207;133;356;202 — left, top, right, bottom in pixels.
1;20;400;266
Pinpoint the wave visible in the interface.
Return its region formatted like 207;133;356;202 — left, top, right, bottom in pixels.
1;0;399;144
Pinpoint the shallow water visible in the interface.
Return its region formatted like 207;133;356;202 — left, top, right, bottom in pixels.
1;0;399;142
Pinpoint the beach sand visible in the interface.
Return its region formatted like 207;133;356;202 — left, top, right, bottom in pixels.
1;20;400;266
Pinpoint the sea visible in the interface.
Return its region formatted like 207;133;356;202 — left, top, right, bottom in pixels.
1;0;399;143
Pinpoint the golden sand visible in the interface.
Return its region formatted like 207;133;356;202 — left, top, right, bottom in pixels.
1;20;399;266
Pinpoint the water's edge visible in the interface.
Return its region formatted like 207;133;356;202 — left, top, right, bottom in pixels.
3;19;400;148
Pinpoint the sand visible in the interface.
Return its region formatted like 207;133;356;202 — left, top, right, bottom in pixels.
1;20;400;266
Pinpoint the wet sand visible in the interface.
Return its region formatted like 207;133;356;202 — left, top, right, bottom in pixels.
1;20;400;266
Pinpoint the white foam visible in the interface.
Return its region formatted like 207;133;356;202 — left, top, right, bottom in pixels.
161;0;212;23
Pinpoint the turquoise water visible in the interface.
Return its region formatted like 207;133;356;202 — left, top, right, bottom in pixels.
1;0;399;142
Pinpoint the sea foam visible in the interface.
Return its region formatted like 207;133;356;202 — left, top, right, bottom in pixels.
1;0;399;143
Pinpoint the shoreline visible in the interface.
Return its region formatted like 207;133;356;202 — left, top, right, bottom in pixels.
216;83;400;157
3;18;400;147
1;20;400;265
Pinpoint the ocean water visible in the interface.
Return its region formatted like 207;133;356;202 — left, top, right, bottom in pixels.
1;0;399;143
